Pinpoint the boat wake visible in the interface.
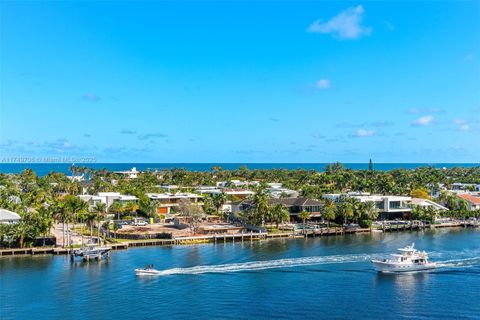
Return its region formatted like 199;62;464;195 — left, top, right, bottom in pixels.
144;250;480;277
435;257;480;269
154;254;371;276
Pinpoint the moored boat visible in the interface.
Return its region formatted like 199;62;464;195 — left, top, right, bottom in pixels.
372;243;436;272
72;244;111;261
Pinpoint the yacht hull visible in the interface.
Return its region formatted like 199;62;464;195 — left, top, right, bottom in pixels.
372;260;436;273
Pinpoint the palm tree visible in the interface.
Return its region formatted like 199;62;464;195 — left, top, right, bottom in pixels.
321;199;336;228
109;201;125;220
11;221;34;248
362;201;379;221
253;190;270;226
93;202;106;243
336;201;354;225
271;204;290;228
63;195;88;248
298;210;311;225
37;207;54;246
124;201;140;218
212;193;227;214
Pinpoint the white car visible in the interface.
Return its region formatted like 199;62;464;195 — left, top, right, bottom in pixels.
133;220;148;226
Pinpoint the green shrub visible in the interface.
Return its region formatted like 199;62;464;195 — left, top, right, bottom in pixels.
359;219;372;228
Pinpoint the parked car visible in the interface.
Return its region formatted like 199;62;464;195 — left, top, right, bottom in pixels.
133;220;148;226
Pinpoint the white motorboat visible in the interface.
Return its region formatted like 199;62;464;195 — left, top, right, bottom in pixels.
372;243;436;272
135;265;162;275
72;244;111;261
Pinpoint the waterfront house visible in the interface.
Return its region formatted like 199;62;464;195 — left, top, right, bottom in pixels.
235;197;323;222
411;198;449;212
323;192;413;220
78;192;139;211
0;209;21;224
456;194;480;210
146;192;204;214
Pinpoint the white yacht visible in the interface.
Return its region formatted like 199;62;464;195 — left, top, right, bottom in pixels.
372;243;436;272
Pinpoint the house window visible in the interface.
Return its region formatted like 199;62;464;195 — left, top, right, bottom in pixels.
390;201;401;209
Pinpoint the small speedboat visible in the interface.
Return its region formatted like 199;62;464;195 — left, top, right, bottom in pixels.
372;243;436;273
135;264;162;275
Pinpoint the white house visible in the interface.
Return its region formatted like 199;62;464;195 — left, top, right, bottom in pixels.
264;183;299;198
323;192;412;219
78;192;138;211
411;198;449;212
114;167;140;179
216;180;260;188
0;209;21;224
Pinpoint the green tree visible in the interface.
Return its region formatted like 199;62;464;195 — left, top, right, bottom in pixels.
298;210;311;225
270;204;290;228
321;199;336;228
212;193;227;214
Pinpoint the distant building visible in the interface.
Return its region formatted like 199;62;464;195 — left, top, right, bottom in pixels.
195;187;254;199
451;183;480;192
114;167;140;179
456;194;480;211
66;174;85;182
0;209;21;224
216;180;260;188
264;183;299;198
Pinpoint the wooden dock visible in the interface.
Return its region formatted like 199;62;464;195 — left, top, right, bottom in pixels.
0;223;475;257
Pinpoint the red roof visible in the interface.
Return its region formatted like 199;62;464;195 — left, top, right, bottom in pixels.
457;194;480;205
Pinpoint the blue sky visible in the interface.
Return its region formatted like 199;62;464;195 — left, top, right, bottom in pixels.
1;1;479;163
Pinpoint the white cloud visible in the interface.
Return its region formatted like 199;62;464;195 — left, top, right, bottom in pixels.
351;129;376;137
409;107;442;114
411;115;434;126
315;79;331;89
453;119;471;131
307;5;372;40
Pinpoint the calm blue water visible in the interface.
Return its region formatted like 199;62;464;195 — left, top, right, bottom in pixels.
1;163;479;176
1;229;479;319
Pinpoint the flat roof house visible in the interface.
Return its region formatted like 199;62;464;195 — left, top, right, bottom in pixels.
78;192;139;210
146;192;204;214
323;192;412;220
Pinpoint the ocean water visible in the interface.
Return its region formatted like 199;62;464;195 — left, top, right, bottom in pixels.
0;163;479;176
1;228;479;320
